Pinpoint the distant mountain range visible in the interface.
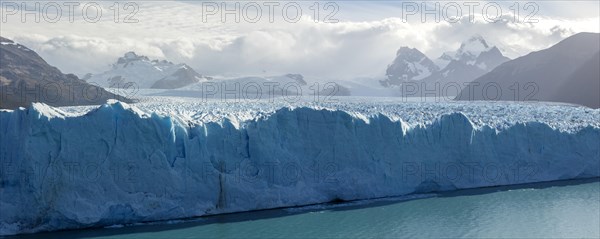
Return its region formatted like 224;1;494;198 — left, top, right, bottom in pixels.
153;73;352;98
2;34;597;108
84;52;209;89
82;52;354;98
456;32;600;108
0;36;131;109
382;36;510;97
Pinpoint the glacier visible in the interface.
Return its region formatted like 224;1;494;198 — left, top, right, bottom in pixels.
0;98;599;235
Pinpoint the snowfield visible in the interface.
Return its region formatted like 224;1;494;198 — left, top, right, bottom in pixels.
1;96;599;235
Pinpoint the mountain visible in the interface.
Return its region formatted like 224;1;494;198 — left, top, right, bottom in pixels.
455;32;600;108
552;52;599;108
418;36;510;96
86;52;208;89
382;36;510;97
435;35;508;70
0;36;131;109
381;47;439;86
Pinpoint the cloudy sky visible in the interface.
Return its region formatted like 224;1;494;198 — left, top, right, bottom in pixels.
1;1;599;79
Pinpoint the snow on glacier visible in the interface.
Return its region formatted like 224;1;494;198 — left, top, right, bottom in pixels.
0;97;599;235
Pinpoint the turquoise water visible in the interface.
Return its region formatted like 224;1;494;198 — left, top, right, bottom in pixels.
12;180;600;239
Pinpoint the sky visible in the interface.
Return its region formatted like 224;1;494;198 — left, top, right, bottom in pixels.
1;1;599;79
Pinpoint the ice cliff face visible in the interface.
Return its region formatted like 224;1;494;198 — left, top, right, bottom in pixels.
0;101;599;235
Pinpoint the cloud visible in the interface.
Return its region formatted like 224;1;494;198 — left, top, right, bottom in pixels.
1;1;598;79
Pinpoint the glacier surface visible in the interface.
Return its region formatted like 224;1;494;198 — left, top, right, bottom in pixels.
0;98;599;235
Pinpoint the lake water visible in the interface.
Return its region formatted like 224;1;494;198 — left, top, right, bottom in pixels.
11;179;600;239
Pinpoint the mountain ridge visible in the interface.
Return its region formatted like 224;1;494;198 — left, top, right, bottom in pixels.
0;36;131;109
86;52;208;89
382;36;510;97
455;32;600;108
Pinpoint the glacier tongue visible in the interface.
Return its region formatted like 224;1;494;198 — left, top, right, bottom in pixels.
0;101;599;235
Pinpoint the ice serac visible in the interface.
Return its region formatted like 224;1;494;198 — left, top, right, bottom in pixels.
1;101;599;235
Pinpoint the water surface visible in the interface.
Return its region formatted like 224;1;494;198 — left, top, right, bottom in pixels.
12;179;600;239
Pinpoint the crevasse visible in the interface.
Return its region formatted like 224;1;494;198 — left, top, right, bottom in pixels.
0;101;598;235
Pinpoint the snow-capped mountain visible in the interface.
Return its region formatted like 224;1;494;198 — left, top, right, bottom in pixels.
85;52;208;89
435;36;510;71
421;36;510;89
381;47;440;86
382;36;510;97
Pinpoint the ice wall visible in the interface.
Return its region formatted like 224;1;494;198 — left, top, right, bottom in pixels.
0;101;598;235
